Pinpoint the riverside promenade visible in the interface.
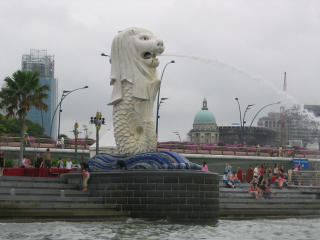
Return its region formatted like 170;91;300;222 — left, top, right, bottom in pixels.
1;170;320;222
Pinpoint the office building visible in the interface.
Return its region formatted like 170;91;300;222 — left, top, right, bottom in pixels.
22;49;57;138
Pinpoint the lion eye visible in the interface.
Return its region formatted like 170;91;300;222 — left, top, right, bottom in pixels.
141;36;149;40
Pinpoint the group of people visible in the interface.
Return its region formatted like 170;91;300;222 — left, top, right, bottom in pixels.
246;163;302;199
221;162;303;199
21;150;74;170
222;163;243;188
0;149;90;191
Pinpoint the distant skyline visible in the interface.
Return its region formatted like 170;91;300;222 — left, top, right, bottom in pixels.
1;0;320;142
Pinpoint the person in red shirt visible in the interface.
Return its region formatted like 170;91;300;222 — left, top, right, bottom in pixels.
246;165;254;183
237;167;243;182
258;164;264;184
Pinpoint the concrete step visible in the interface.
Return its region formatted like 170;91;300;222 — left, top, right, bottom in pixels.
0;195;104;203
220;192;317;199
0;188;90;197
220;203;320;209
0;176;61;183
0;181;79;190
0;209;128;218
0;202;116;209
220;198;320;203
219;187;309;194
220;209;320;218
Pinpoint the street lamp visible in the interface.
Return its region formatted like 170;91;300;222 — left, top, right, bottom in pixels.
234;98;254;145
50;85;88;138
234;97;243;144
90;112;105;155
173;131;181;142
73;122;80;162
242;104;255;144
243;104;255;126
155;60;175;138
249;101;281;128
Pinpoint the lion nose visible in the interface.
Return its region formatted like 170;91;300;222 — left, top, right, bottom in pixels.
157;40;164;47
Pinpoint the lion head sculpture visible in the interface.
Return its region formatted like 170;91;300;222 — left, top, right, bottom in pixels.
108;27;164;105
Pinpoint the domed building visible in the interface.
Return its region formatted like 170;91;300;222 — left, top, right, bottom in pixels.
188;98;219;144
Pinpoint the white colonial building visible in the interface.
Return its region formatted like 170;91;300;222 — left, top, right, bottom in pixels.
188;98;219;145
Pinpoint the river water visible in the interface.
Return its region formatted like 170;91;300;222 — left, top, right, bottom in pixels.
0;218;319;240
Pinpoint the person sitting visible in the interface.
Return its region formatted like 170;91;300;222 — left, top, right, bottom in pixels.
277;175;284;189
65;158;73;169
202;162;209;172
260;180;274;199
57;157;64;169
223;172;234;188
231;171;242;188
249;183;260;199
22;155;31;168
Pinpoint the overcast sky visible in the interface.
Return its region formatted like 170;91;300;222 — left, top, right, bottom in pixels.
1;0;320;142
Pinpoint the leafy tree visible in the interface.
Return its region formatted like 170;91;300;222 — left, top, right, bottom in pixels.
0;70;49;162
0;114;43;137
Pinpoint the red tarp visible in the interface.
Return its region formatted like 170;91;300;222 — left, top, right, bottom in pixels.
3;168;74;177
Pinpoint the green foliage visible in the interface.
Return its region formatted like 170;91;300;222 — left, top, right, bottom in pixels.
0;70;50;161
0;70;49;119
0;114;43;137
4;159;13;168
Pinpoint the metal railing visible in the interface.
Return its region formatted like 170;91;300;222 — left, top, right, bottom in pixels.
0;136;91;150
289;171;320;187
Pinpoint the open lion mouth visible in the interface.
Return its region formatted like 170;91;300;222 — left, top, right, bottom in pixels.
142;52;156;59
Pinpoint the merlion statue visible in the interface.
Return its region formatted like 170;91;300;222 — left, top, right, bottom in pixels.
108;27;164;155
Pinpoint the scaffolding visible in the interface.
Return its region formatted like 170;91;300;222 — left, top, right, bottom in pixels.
22;49;54;78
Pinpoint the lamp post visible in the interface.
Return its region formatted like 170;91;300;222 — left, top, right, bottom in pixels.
90;112;105;155
242;104;255;144
101;52;111;64
155;60;175;138
234;98;254;145
173;131;181;142
73;122;80;162
249;101;281;128
235;97;243;144
50;85;88;138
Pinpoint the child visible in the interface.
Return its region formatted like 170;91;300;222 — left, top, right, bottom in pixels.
249;183;260;199
81;163;90;192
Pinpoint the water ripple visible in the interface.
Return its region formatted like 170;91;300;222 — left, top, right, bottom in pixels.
0;218;320;240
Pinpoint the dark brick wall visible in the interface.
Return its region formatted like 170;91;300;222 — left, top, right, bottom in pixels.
62;170;219;223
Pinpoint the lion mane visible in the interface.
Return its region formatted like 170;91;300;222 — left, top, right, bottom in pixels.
108;27;164;155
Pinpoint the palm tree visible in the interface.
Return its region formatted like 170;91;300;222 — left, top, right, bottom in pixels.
0;70;49;163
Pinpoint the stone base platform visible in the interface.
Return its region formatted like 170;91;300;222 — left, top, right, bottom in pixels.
62;170;220;224
0;171;220;224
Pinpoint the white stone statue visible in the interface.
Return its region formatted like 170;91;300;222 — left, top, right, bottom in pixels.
108;27;164;155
